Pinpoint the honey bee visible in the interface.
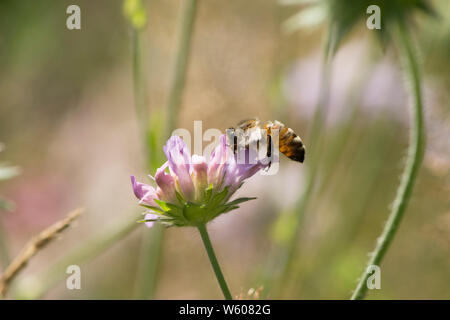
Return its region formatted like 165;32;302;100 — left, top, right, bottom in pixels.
227;118;305;165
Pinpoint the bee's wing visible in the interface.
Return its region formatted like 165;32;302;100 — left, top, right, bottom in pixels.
236;118;260;130
225;127;236;147
247;126;263;144
226;119;261;149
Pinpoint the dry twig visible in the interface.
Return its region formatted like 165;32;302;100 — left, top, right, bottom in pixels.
0;208;82;297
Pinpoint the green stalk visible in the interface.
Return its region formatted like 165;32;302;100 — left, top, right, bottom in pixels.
272;27;337;295
134;0;198;299
291;52;383;297
197;224;232;300
165;0;198;137
134;225;163;299
132;28;149;151
129;18;163;301
351;22;425;300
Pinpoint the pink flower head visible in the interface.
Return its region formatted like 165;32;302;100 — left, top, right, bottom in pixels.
131;135;268;227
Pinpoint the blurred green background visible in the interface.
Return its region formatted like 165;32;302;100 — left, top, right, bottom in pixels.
0;0;449;299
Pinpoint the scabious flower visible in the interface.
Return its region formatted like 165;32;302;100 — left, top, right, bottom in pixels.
131;135;268;227
282;0;436;49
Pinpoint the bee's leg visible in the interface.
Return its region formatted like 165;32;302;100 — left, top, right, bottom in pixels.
267;134;272;158
225;127;237;153
260;134;272;170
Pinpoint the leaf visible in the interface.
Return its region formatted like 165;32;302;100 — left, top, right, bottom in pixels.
154;199;183;218
222;205;240;213
207;186;229;209
153;199;171;211
0;165;21;181
139;204;166;215
208;205;240;221
225;197;257;207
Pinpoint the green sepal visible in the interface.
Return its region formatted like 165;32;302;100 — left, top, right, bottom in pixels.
207;186;229;209
225;197;257;207
136;185;254;227
234;182;244;192
203;184;214;203
154;199;184;218
138;218;174;224
154;199;180;211
175;190;186;205
208;205;240;221
139;204;165;215
183;202;207;224
221;205;240;214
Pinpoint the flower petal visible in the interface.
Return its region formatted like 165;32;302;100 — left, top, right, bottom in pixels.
192;154;208;201
131;175;158;206
225;149;268;197
207;135;230;189
144;212;159;228
155;162;177;203
163;136;195;200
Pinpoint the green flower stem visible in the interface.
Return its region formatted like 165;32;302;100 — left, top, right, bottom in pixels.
273;28;337;295
134;224;163;299
197;224;232;300
288;49;381;297
125;1;164;299
351;22;425;300
132;27;149;152
165;0;198;136
130;26;163;301
135;0;198;299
